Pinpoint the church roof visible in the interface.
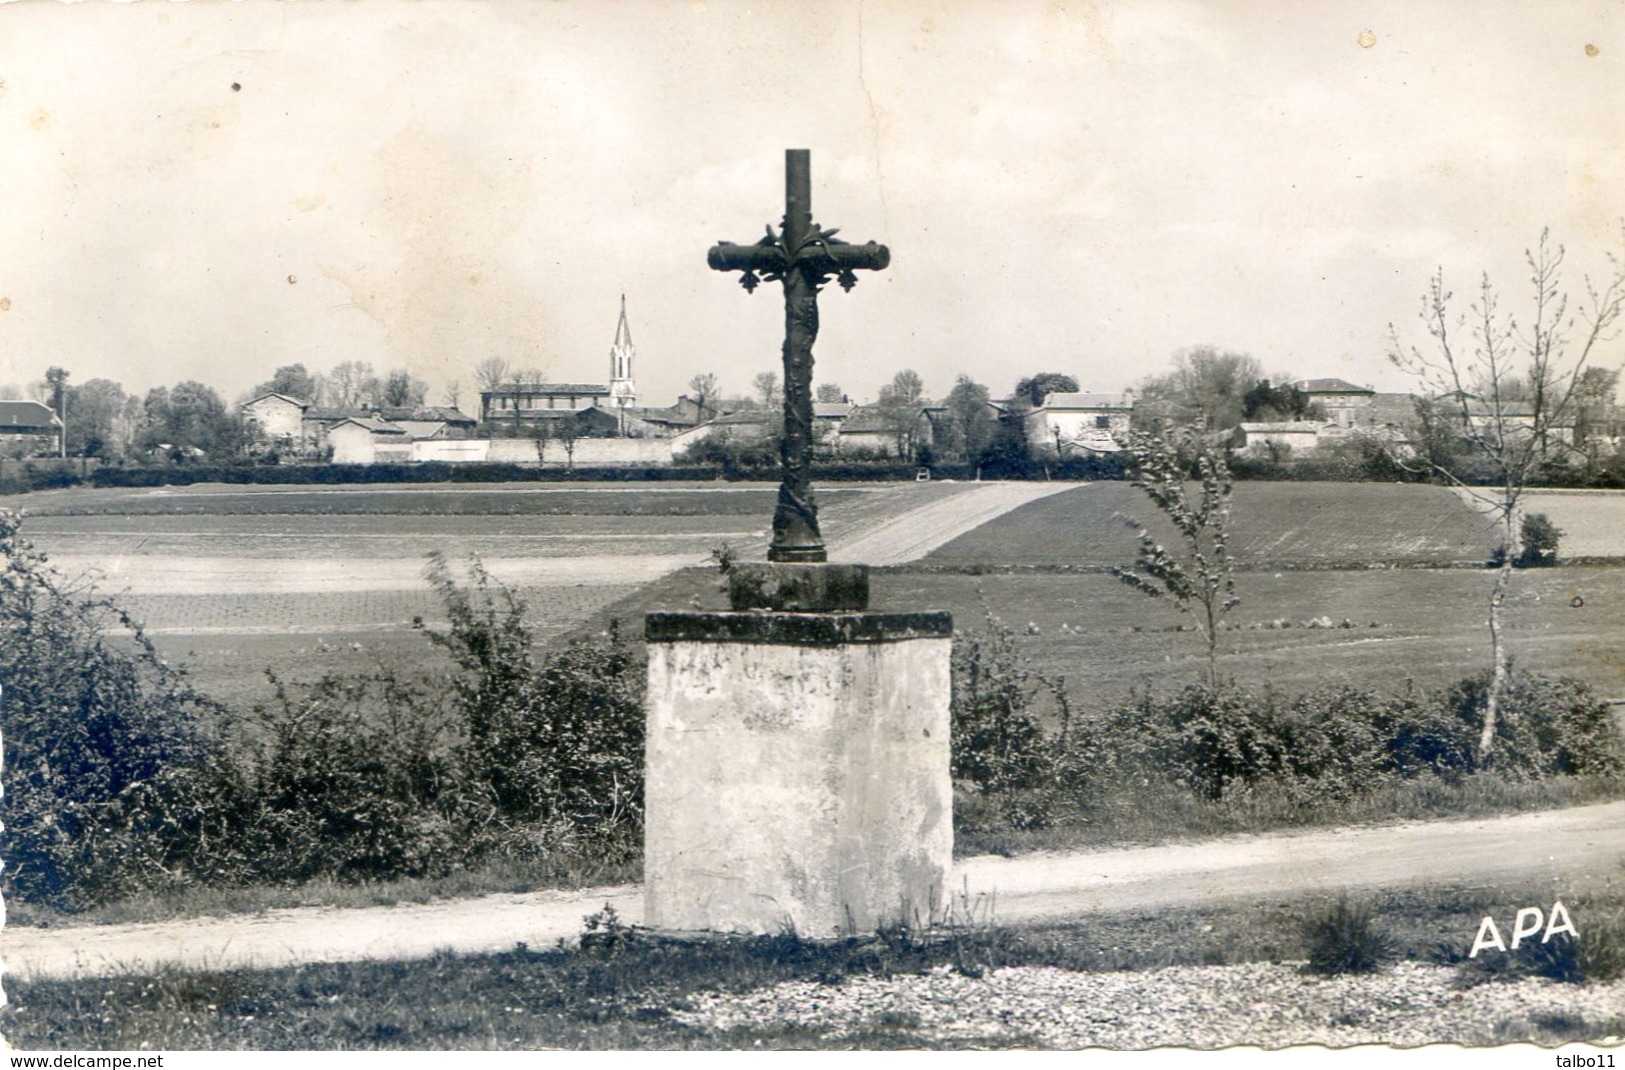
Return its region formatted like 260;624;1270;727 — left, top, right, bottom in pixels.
486;383;611;396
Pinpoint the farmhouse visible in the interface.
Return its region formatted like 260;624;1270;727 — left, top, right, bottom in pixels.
1027;392;1133;455
327;417;409;464
241;392;307;449
833;404;926;458
1233;421;1326;456
0;399;63;454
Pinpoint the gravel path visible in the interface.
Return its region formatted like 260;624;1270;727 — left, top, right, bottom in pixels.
669;962;1625;1048
8;800;1621;982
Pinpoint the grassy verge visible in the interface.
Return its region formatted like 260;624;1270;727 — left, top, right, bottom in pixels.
956;772;1625;858
8;879;1621;1051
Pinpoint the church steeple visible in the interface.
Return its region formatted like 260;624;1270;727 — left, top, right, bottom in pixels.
608;293;638;409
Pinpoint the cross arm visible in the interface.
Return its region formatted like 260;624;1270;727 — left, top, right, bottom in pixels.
803;241;890;273
707;241;785;273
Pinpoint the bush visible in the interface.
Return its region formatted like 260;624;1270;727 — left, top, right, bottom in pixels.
229;670;470;884
0;510;221;909
417;554;645;862
951;618;1054;795
1444;673;1624;779
1517;512;1563;567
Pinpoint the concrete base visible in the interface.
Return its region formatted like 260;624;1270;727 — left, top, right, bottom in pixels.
644;610;953;937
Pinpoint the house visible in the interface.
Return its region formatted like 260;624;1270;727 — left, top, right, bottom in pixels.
622;394;717;436
1294;378;1376;430
1232;421;1326;456
671;409;775;457
327;417;409;464
1026;392;1133;455
240;392;308;447
0;399;62;455
383;406;477;436
834;403;936;459
479;382;613;424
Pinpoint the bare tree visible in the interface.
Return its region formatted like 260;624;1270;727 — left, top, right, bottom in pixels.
474;356;511;393
443;380;463;410
687;372;719;416
815;382;846;403
878;368;927;459
382;370;429;408
752;370;781;410
1388;227;1625;760
325;360;376;409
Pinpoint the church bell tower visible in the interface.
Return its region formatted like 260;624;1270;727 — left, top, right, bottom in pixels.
609;294;638;413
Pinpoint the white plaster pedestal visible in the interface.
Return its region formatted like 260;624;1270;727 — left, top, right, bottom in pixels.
643;609;953;937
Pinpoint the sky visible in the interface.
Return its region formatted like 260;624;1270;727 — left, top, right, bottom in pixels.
1;0;1622;411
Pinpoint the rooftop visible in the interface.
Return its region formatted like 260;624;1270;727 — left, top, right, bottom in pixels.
1039;392;1134;410
1295;378;1375;396
0;399;60;431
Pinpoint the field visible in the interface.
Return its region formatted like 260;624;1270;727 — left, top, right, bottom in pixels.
923;481;1498;569
10;477;1625;714
5;479;974;710
575;481;1625;708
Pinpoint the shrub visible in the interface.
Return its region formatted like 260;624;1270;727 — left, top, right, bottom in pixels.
1517;512;1563;567
417;554;646;862
1302;897;1396;975
1444;672;1624;779
229;670;470;884
0;510;221;909
951;617;1054;796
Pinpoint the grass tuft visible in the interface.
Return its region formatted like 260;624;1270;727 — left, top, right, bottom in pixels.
1301;896;1397;975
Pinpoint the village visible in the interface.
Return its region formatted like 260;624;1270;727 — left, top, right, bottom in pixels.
4;295;1619;479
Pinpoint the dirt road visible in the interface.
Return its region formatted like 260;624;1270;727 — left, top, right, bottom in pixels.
8;801;1620;981
825;481;1080;565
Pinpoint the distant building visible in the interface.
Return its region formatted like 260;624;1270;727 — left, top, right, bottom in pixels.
241;392;307;448
0;399;63;455
479;297;642;430
1026;391;1134;455
1294;378;1376;430
608;293;638;418
1233;421;1326;455
328;416;409;464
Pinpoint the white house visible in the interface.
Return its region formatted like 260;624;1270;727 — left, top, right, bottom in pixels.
1026;392;1134;455
328;416;409;464
1233;421;1325;455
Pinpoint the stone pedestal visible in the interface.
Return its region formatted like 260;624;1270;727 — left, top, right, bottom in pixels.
643;606;953;937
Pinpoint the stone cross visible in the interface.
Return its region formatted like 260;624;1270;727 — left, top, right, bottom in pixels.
709;149;890;563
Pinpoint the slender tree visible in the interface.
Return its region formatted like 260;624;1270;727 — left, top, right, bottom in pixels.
1113;428;1240;688
44;366;70;457
1388;227;1625;760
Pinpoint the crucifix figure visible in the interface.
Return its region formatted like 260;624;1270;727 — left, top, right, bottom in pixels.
709;149;890;563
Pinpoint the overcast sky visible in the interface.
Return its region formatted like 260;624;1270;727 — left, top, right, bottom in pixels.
1;0;1621;410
